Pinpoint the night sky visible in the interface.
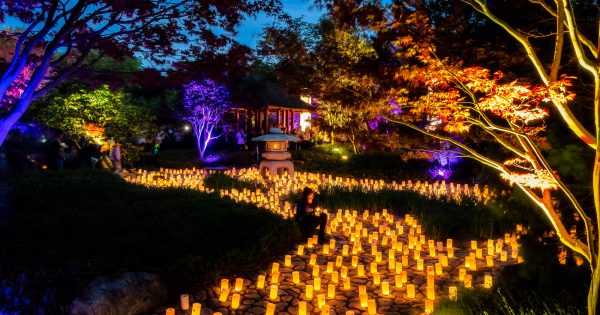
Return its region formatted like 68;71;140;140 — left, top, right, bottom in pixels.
235;0;324;48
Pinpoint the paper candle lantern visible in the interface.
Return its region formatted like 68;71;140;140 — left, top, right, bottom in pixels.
407;284;415;298
394;274;403;288
321;305;330;315
367;300;377;315
165;308;175;315
414;249;421;260
314;277;322;291
336;256;343;267
299;301;307;315
298;245;305;255
358;265;365;277
272;262;280;274
269;285;278;300
330;238;336;249
426;286;435;300
351;256;359;267
448;247;455;258
266;303;276;315
417;259;424;270
327;262;334;273
328;284;336;298
343;277;351;290
271;272;280;284
440;254;448;267
180;294;190;310
402;271;408;284
341;266;348;278
501;251;508;262
220;279;229;291
285;255;292;267
218;289;229;302
471;240;477;250
373;272;380;285
313;265;320;277
435;263;442;275
425;299;434;314
449;286;457;301
293;271;300;284
370;262;378;274
235;278;244;291
346;311;355;315
476;248;483;259
486;255;494;267
382;281;390;295
310;254;317;265
484;273;493;288
402;255;408;267
464;275;472;288
305;284;314;299
323;244;330;255
231;293;241;309
317;294;326;308
257;275;265;289
359;294;368;308
191;303;201;315
427;274;434;287
342;245;349;256
459;268;466;281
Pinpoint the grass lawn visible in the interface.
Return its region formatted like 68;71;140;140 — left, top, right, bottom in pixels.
0;169;299;313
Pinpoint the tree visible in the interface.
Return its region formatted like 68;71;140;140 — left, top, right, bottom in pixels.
33;84;153;161
182;79;231;160
0;0;282;147
456;1;600;313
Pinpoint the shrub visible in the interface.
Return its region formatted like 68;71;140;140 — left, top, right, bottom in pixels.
203;172;265;191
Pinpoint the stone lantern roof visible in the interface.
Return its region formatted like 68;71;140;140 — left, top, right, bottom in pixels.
251;128;300;142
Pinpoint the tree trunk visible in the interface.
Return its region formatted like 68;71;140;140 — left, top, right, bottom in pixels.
589;264;600;315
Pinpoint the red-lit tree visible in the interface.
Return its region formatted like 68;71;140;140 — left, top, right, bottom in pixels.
0;0;281;146
182;79;231;160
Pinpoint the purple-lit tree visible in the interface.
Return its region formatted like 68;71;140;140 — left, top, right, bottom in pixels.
182;79;231;160
0;0;281;147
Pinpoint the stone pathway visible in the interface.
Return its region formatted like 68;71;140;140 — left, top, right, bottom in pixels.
124;168;520;315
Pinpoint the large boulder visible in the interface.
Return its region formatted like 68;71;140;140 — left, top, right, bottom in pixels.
70;272;167;315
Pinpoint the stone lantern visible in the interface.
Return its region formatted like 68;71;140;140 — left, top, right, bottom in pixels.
252;128;300;177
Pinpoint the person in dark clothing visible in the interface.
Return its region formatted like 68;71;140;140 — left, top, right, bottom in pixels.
295;187;328;243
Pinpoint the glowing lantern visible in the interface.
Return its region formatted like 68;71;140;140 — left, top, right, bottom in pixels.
373;272;381;285
220;279;229;291
435;263;442;275
447;239;453;249
501;251;508;262
231;293;241;309
305;284;314;299
336;256;343;267
359;293;368;308
427;274;434;287
407;284;415;298
426;286;435;300
352;256;359;267
191;303;201;315
341;266;348;278
367;300;377;315
266;303;276;315
298;245;305;255
471;240;477;250
310;254;317;265
285;255;292;267
313;265;320;277
165;308;175;315
321;305;330;315
370;262;378;274
317;294;326;308
382;281;390;295
271;272;280;284
449;286;458;301
269;285;279;300
180;294;189;310
314;277;322;291
346;311;355;315
299;301;307;315
417;259;424;270
425;300;434;314
448;247;455;258
459;268;466;281
328;284;336;298
486;255;494;267
343;277;351;290
293;271;300;284
218;289;229;302
464;275;472;288
342;245;349;256
484;274;493;288
414;249;421;260
358;265;365;277
257;275;265;289
235;278;244;291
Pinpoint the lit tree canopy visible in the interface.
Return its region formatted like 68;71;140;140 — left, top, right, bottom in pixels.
182;78;232;160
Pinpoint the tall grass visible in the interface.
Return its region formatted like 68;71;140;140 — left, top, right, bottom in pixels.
288;186;520;240
203;172;265;191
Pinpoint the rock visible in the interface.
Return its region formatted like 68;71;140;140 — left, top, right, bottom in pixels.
70;272;167;315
